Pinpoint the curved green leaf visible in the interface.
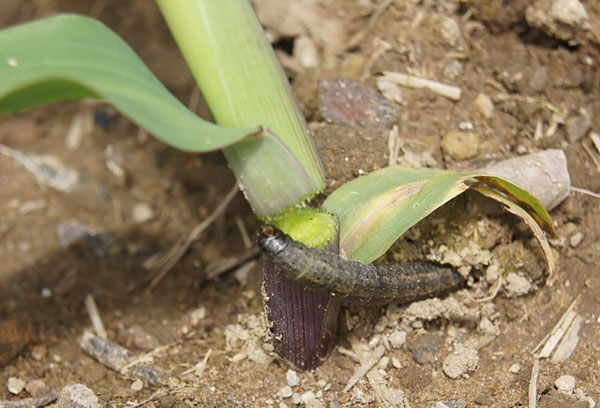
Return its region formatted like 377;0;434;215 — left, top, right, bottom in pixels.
322;166;554;279
0;14;255;152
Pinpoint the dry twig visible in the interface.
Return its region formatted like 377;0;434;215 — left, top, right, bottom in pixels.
528;358;540;408
84;294;107;339
146;183;239;289
0;390;60;408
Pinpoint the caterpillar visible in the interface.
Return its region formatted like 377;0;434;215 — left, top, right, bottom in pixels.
258;226;464;305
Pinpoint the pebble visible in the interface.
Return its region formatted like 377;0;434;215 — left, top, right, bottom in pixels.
56;384;102;408
504;273;532;297
30;344;47;360
388;330;407;349
550;0;588;26
555;375;576;393
437;16;461;47
25;379;47;397
442;131;479;160
528;66;548;93
318;78;399;129
485;264;499;284
131;203;154;224
569;232;584;247
292;393;302;405
566;114;591;143
294;35;319;69
279;385;293;399
509;363;521;374
131;379;143;392
286;369;299;387
391;357;402;369
442;344;479;379
407;333;440;365
7;377;26;395
443;59;463;80
117;325;160;351
427;398;466;408
475;93;494;119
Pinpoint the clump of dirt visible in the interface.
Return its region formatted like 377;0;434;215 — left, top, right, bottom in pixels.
1;0;600;407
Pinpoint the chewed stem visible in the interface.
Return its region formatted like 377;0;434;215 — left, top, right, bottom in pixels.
259;227;464;305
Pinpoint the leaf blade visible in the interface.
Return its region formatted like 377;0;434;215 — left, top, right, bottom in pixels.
0;14;255;152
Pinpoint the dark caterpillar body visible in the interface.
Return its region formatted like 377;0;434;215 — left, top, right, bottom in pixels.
258;227;464;305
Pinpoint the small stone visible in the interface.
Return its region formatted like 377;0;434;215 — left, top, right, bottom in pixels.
437;16;461;47
30;344;47;360
407;333;440;365
516;144;528;155
41;287;52;298
318;78;399;129
294;35;319;69
485;264;499;284
56;384;102;408
566;114;591;143
8;377;26;395
117;325;160;351
569;232;584;247
555;375;576;393
391;357;402;369
388;330;407;349
442;344;479;379
528;66;548;93
131;203;154;224
427;398;466;408
131;379;143;392
441;131;479;160
286;369;299;387
279;385;293;399
443;59;463;80
475;93;494;119
292;393;302;405
509;363;521;374
504;273;532;297
550;0;588;26
301;391;316;403
25;379;48;397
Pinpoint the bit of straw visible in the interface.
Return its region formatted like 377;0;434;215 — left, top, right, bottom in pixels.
84;294;107;340
145;183;239;289
381;71;461;100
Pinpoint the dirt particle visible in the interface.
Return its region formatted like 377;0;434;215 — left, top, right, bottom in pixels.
130;379;143;392
504;273;532;297
508;363;521;374
279;385;293;399
25;378;48;397
442;344;479;379
565;114;591;143
569;232;584;248
388;330;407;349
441;131;479;160
475;93;494;119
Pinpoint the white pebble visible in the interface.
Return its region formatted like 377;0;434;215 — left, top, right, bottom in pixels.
475;93;494;119
132;203;154;223
8;377;25;395
279;385;293;399
509;363;521;374
131;379;143;392
286;369;299;387
555;375;576;393
392;357;402;369
569;232;583;247
388;330;407;349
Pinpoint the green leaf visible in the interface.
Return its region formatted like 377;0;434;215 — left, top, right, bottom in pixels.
0;14;255;152
322;166;555;280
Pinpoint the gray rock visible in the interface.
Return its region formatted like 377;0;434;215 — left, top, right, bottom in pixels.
407;333;439;365
427;398;467;408
56;384;102;408
566;114;591;143
318;78;399;129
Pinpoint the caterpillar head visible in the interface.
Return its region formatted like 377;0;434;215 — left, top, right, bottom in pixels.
258;226;289;256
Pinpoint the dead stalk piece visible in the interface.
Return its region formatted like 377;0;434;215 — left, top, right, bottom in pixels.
235;215;252;249
346;0;392;49
381;71;461;100
205;248;259;280
146;183;239;289
387;125;401;166
0;389;60;408
343;344;385;393
533;298;579;358
84;294;107;339
180;349;212;377
571;186;600;199
529;358;540;408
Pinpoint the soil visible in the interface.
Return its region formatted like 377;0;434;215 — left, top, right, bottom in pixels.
1;1;599;407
